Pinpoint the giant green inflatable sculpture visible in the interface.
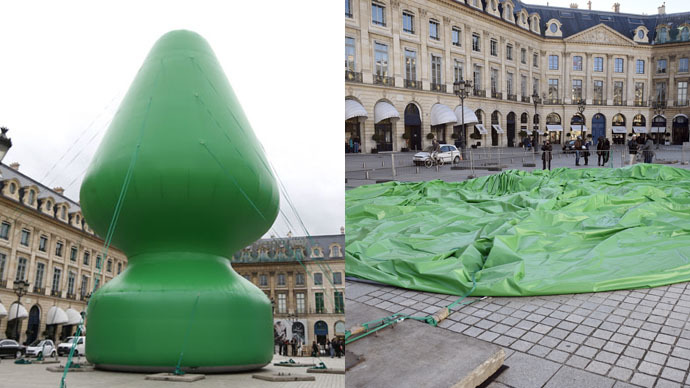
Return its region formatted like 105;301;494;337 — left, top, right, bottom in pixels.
79;30;279;372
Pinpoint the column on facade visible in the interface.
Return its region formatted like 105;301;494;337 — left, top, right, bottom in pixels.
606;54;613;104
359;0;372;82
540;50;547;99
647;56;653;104
564;51;571;104
443;16;452;91
626;55;635;105
585;53;593;104
391;1;403;87
420;8;429;89
668;55;676;106
516;42;523;101
483;30;491;97
528;46;534;98
269;271;276;302
393;111;403;151
287;271;294;314
464;24;472;83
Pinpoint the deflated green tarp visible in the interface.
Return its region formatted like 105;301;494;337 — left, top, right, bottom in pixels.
346;165;690;296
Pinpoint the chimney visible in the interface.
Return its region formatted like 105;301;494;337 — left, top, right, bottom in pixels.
9;162;19;171
340;226;345;234
570;3;578;8
612;2;620;13
53;187;65;195
658;2;666;15
588;0;592;10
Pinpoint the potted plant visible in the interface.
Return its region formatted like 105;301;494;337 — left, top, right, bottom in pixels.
426;133;435;140
469;132;482;140
402;132;410;152
371;133;380;154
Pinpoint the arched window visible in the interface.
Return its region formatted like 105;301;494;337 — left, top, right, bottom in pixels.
533;114;540;125
633;114;646;127
521;113;528;124
546;113;561;125
612;114;626;126
682;27;690;41
571;114;584;125
491;111;500;125
475;110;483;124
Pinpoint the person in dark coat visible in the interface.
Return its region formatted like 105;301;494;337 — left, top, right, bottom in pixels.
596;136;605;166
574;137;583;166
541;140;553;170
642;137;655;163
602;137;611;165
628;135;639;165
583;138;592;166
291;338;297;356
311;341;318;357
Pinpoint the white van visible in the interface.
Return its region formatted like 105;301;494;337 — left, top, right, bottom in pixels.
57;336;85;357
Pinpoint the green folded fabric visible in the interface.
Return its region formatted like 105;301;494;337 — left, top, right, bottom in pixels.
346;164;690;296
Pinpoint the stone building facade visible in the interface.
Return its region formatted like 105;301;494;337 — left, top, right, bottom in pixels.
0;163;126;345
231;232;345;349
346;0;690;153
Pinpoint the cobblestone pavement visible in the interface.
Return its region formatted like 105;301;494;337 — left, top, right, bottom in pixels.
0;354;344;388
346;279;690;388
346;145;690;189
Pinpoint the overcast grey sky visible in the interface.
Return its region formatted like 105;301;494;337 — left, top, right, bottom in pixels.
0;0;342;238
524;0;683;14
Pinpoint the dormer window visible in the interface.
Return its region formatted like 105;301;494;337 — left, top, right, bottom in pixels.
8;183;15;194
28;190;35;205
522;14;526;24
61;207;66;219
659;27;668;43
638;30;644;39
682;27;690;41
550;23;557;33
491;0;497;11
46;200;52;210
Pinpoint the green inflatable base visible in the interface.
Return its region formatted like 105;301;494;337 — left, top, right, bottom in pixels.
86;253;273;372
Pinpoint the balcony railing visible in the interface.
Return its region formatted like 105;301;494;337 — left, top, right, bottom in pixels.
592;99;606;106
634;101;647;107
33;287;45;295
613;100;627;106
50;289;61;297
430;83;446;93
544;98;562;105
473;89;486;97
675;100;689;107
345;70;362;83
405;79;422;90
521;96;531;103
374;74;395;87
507;94;517;101
650;99;667;108
0;279;6;288
492;91;503;100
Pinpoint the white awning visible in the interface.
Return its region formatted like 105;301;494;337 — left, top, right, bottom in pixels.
612;126;627;134
633;126;648;133
453;106;479;125
475;124;488;135
374;101;400;124
546;124;563;132
65;308;82;325
650;127;666;133
0;302;6;317
8;303;28;320
492;125;505;134
430;104;457;126
47;306;68;325
570;125;588;132
345;99;368;121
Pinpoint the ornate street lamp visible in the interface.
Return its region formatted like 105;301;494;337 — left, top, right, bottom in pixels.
454;79;473;160
532;92;542;150
577;100;586;139
12;279;30;341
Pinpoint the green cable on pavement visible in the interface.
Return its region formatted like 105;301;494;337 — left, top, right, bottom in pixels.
174;293;201;376
345;272;480;345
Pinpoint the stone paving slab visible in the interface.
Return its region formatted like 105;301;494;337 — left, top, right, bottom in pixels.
346;279;690;387
346;301;504;388
0;354;344;388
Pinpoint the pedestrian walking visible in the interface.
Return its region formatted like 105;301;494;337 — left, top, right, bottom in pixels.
574;136;583;166
583;138;591;166
628;135;638;165
602;137;611;165
596;136;604;166
291;337;297;357
541;140;552;170
311;341;318;357
329;338;335;358
643;136;655;163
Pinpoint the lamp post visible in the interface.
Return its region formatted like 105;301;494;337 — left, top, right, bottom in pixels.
453;79;473;160
652;99;666;149
532;92;542;152
577;99;586;140
12;279;30;342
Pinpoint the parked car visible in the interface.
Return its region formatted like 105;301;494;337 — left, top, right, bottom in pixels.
562;140;577;153
0;339;26;359
57;336;85;357
25;339;57;358
412;144;461;165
